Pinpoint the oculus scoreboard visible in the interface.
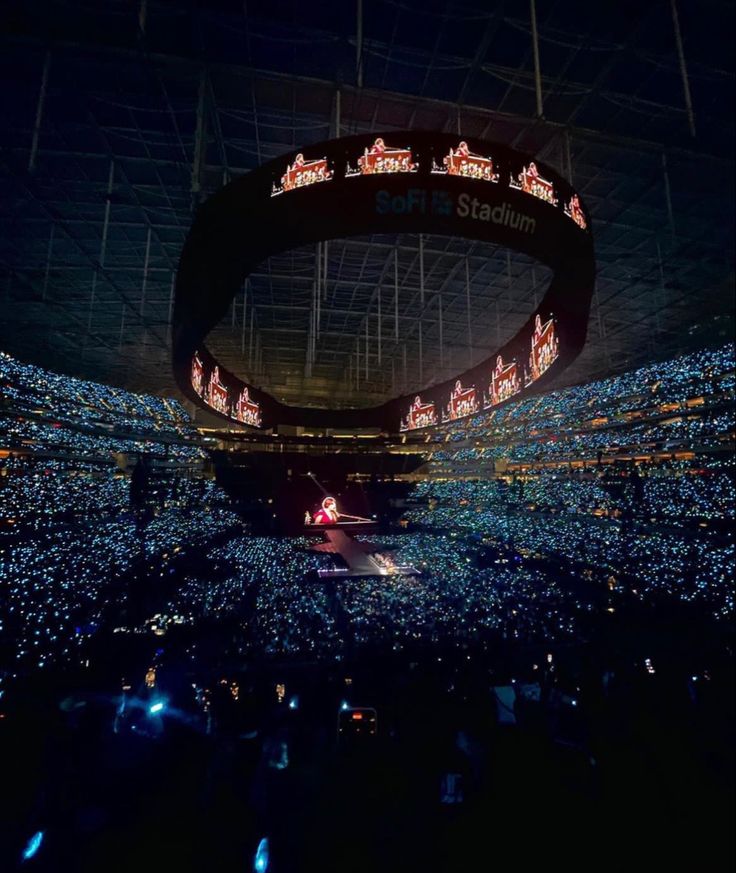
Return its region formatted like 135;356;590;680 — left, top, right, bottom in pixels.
173;132;595;432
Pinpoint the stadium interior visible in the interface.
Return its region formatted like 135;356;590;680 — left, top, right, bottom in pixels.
1;2;734;872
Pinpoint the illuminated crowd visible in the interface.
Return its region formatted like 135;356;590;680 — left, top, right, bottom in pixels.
0;351;192;432
427;343;734;463
0;353;241;674
0;343;734;677
171;536;343;658
403;484;734;620
139;531;588;660
0;350;204;460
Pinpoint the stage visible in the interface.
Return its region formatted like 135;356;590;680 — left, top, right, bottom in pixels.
311;528;420;579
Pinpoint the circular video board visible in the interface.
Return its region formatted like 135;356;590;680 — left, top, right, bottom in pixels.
173;131;595;431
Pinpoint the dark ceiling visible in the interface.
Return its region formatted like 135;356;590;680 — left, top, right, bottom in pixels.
0;0;733;411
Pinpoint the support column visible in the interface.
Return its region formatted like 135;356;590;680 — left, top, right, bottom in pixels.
118;304;125;351
530;0;544;118
594;289;610;366
99;161;115;269
168;273;175;347
356;0;364;87
42;224;54;301
465;257;473;368
377;286;382;366
138;0;148;34
29;51;51;173
323;241;329;300
655;240;666;335
418;234;424;385
418;328;423;386
88;272;97;332
249;303;255;371
662;152;676;243
241;281;247;354
191;68;208;204
140;226;151;316
438;291;443;374
394;249;399;341
670;0;696;138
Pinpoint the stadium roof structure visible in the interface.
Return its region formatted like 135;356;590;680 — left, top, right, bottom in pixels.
1;0;734;411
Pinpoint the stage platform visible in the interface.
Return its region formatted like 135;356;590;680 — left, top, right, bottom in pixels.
311;528;420;578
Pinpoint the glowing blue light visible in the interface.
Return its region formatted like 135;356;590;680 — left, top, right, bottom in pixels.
254;837;269;873
21;831;44;862
149;701;165;715
288;696;299;710
340;701;349;711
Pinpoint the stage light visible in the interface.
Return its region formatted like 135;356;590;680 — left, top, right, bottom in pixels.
254;837;269;873
340;700;349;711
21;831;44;862
149;701;165;715
288;696;299;710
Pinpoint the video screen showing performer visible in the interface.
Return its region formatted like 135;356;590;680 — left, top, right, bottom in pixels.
487;355;521;408
304;495;373;527
191;352;204;398
271;152;333;196
529;313;560;381
510;161;558;206
346;138;417;177
444;380;479;422
206;365;229;415
433;141;499;182
309;496;339;525
400;395;438;431
233;385;262;428
564;194;587;230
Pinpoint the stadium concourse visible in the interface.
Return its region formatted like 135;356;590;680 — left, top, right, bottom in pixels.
1;341;734;871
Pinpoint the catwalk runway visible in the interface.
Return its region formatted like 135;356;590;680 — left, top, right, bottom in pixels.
311;529;420;578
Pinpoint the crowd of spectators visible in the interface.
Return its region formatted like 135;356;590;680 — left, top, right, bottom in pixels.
1;343;733;679
170;536;342;658
2;505;244;673
0;350;204;461
0;353;242;675
425;343;734;467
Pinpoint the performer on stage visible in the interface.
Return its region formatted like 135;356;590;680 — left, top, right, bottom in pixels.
369;137;386;155
312;496;339;525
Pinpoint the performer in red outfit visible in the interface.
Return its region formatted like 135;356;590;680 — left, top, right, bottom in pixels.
312;496;339;525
